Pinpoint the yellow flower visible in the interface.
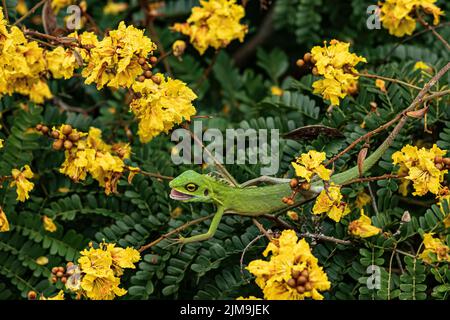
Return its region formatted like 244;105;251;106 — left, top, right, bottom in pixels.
16;0;28;16
45;46;79;79
82;22;157;89
247;230;331;300
348;210;381;238
312;184;350;222
40;290;65;300
0;207;9;232
103;243;140;276
379;0;444;37
103;1;128;15
130;75;197;143
414;61;432;72
355;191;371;209
392;144;447;196
43;216;57;232
78;247;113;277
236;296;262;300
51;0;75;13
375;79;387;92
58;126;128;194
10;165;34;202
80;271;127;300
309;40;366;106
0;138;3;149
419;233;450;263
172;40;187;58
287;211;299;221
171;0;248;55
270;86;283;96
291;150;331;182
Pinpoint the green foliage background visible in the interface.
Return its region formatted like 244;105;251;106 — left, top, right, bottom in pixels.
0;0;449;300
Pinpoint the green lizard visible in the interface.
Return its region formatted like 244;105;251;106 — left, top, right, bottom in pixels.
169;135;393;244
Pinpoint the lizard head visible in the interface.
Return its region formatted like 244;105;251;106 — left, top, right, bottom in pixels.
169;170;215;203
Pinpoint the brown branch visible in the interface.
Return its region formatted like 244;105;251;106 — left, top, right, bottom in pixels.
327;87;450;166
138;214;214;252
252;218;272;240
147;19;172;77
183;123;239;187
341;174;406;186
384;22;450;61
13;0;47;26
233;6;274;67
417;13;450;51
24;29;78;46
299;232;352;245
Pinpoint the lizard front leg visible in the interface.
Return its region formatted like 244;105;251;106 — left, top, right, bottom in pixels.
177;206;225;244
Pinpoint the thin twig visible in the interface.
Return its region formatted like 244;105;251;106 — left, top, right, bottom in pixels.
138;214;214;252
252;218;272;240
341;174;405;186
299;232;352;245
193;49;220;91
384;22;450;61
2;0;9;23
184;123;239;187
240;234;265;282
356;72;423;91
147;19;172;77
133;168;173;181
13;0;47;26
367;182;379;215
417;13;450;51
327;88;450;166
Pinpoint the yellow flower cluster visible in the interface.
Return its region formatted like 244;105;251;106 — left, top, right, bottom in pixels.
0;207;9;232
379;0;444;37
10;165;34;202
65;242;140;300
419;233;450;263
310;40;367;106
45;46;79;79
247;230;331;300
348;210;381;238
392;144;447;196
291;150;331;182
82;21;156;89
130;75;197;143
0;7;81;103
171;0;248;55
0;22;52;103
57;126;132;194
312;184;350;222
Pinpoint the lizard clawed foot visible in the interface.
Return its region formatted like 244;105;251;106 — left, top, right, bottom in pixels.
164;236;187;249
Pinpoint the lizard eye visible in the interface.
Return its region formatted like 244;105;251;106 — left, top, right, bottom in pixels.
185;183;198;192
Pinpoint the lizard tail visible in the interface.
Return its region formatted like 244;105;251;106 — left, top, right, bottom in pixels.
330;130;396;185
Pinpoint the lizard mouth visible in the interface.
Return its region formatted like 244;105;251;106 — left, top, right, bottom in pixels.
170;189;195;201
